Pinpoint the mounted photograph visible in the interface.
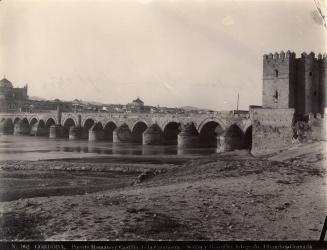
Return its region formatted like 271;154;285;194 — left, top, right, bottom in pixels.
0;0;326;243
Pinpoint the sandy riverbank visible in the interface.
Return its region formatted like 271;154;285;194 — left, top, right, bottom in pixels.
0;142;326;240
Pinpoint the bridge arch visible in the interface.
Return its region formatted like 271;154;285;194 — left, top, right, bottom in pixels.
112;123;132;143
219;124;246;151
103;120;118;129
38;120;46;127
62;116;78;128
161;119;181;131
14;117;21;125
13;117;30;135
88;122;104;141
29;117;38;128
163;121;181;145
45;118;56;128
38;120;46;131
199;120;225;147
81;118;95;139
0;118;14;134
21;118;29;124
83;118;95;130
82;117;97;127
30;119;48;136
197;118;227;133
131;121;148;143
63;118;76;138
131;120;149;132
92;122;103;130
234;118;252;134
103;121;118;141
225;124;244;137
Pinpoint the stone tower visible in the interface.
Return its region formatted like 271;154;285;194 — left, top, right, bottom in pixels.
262;51;327;116
262;51;296;109
296;52;320;115
318;53;327;115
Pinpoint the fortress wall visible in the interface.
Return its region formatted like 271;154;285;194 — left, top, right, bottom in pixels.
250;108;294;156
309;117;327;141
293;112;327;142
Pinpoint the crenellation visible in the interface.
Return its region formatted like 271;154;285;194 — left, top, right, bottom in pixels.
280;51;285;59
274;52;279;59
323;53;327;62
300;52;317;60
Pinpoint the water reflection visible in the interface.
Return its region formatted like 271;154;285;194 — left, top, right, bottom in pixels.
0;135;217;161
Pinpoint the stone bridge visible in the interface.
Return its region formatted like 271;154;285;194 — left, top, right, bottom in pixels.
0;110;252;151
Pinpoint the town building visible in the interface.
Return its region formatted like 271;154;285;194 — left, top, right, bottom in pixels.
0;77;28;112
127;97;144;112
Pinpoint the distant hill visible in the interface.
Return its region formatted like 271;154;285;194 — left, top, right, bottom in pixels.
181;106;208;111
72;99;104;106
29;96;47;101
87;101;104;106
180;106;199;110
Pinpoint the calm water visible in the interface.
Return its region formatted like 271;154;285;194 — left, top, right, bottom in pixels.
0;135;217;161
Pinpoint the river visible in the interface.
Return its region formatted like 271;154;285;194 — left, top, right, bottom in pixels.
0;135;217;161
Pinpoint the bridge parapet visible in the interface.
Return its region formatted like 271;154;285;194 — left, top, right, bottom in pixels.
0;111;251;134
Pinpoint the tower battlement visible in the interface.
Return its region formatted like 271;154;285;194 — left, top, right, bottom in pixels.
263;51;296;62
263;51;327;61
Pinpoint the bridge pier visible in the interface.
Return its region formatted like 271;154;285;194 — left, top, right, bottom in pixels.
69;126;83;140
88;124;104;141
177;123;200;148
143;124;163;145
14;120;30;135
49;125;63;138
0;119;14;135
30;121;48;136
113;124;132;143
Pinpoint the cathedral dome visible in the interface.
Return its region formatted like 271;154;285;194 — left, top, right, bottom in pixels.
0;78;13;88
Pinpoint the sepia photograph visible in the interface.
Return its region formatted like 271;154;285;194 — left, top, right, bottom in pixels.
0;0;327;247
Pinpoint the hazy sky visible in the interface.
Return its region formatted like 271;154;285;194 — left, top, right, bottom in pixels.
0;0;326;110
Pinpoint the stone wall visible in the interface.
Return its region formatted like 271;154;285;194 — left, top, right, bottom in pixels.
293;112;327;142
310;116;327;141
250;108;295;156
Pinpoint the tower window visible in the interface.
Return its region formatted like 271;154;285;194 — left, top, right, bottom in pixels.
314;91;317;97
274;69;278;77
273;90;278;103
309;72;312;76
